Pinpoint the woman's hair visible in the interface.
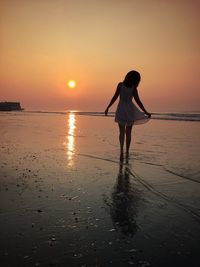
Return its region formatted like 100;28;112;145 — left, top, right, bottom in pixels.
123;70;141;87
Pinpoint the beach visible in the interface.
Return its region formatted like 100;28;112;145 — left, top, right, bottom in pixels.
0;111;200;267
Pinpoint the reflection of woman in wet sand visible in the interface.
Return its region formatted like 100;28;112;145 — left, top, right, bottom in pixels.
105;71;151;161
109;164;140;236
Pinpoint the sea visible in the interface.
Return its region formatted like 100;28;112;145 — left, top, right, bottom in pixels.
22;110;200;122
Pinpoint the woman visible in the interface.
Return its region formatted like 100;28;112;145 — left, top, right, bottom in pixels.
105;70;151;161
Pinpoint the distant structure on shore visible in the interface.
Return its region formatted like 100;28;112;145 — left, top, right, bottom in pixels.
0;102;23;111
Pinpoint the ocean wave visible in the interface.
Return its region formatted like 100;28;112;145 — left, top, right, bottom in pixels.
152;112;200;122
2;110;200;122
164;168;200;184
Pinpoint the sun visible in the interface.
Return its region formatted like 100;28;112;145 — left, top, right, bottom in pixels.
67;80;76;89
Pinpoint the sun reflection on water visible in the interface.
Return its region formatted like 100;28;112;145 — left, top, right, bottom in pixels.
66;112;76;166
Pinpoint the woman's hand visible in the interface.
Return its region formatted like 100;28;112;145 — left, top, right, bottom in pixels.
105;108;109;116
145;112;151;118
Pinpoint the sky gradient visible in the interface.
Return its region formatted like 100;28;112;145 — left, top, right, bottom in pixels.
0;0;200;111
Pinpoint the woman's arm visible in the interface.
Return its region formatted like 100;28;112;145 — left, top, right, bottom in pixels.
133;88;151;117
105;83;120;116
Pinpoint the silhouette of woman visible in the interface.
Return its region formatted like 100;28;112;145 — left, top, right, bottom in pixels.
105;70;151;161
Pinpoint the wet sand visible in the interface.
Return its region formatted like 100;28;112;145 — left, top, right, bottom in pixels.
0;112;200;267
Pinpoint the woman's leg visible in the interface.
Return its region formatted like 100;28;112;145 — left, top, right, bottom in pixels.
118;124;125;159
125;124;133;157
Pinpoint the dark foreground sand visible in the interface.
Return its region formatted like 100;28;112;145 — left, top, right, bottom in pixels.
0;112;200;267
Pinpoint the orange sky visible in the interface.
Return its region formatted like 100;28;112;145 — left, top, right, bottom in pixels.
0;0;200;112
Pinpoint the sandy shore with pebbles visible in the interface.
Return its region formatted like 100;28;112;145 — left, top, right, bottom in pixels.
0;111;200;267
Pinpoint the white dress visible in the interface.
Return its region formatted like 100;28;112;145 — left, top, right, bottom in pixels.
115;83;149;126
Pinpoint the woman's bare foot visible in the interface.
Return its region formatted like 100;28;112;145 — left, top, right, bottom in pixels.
120;152;124;162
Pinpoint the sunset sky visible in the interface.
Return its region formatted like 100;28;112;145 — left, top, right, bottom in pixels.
0;0;200;112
